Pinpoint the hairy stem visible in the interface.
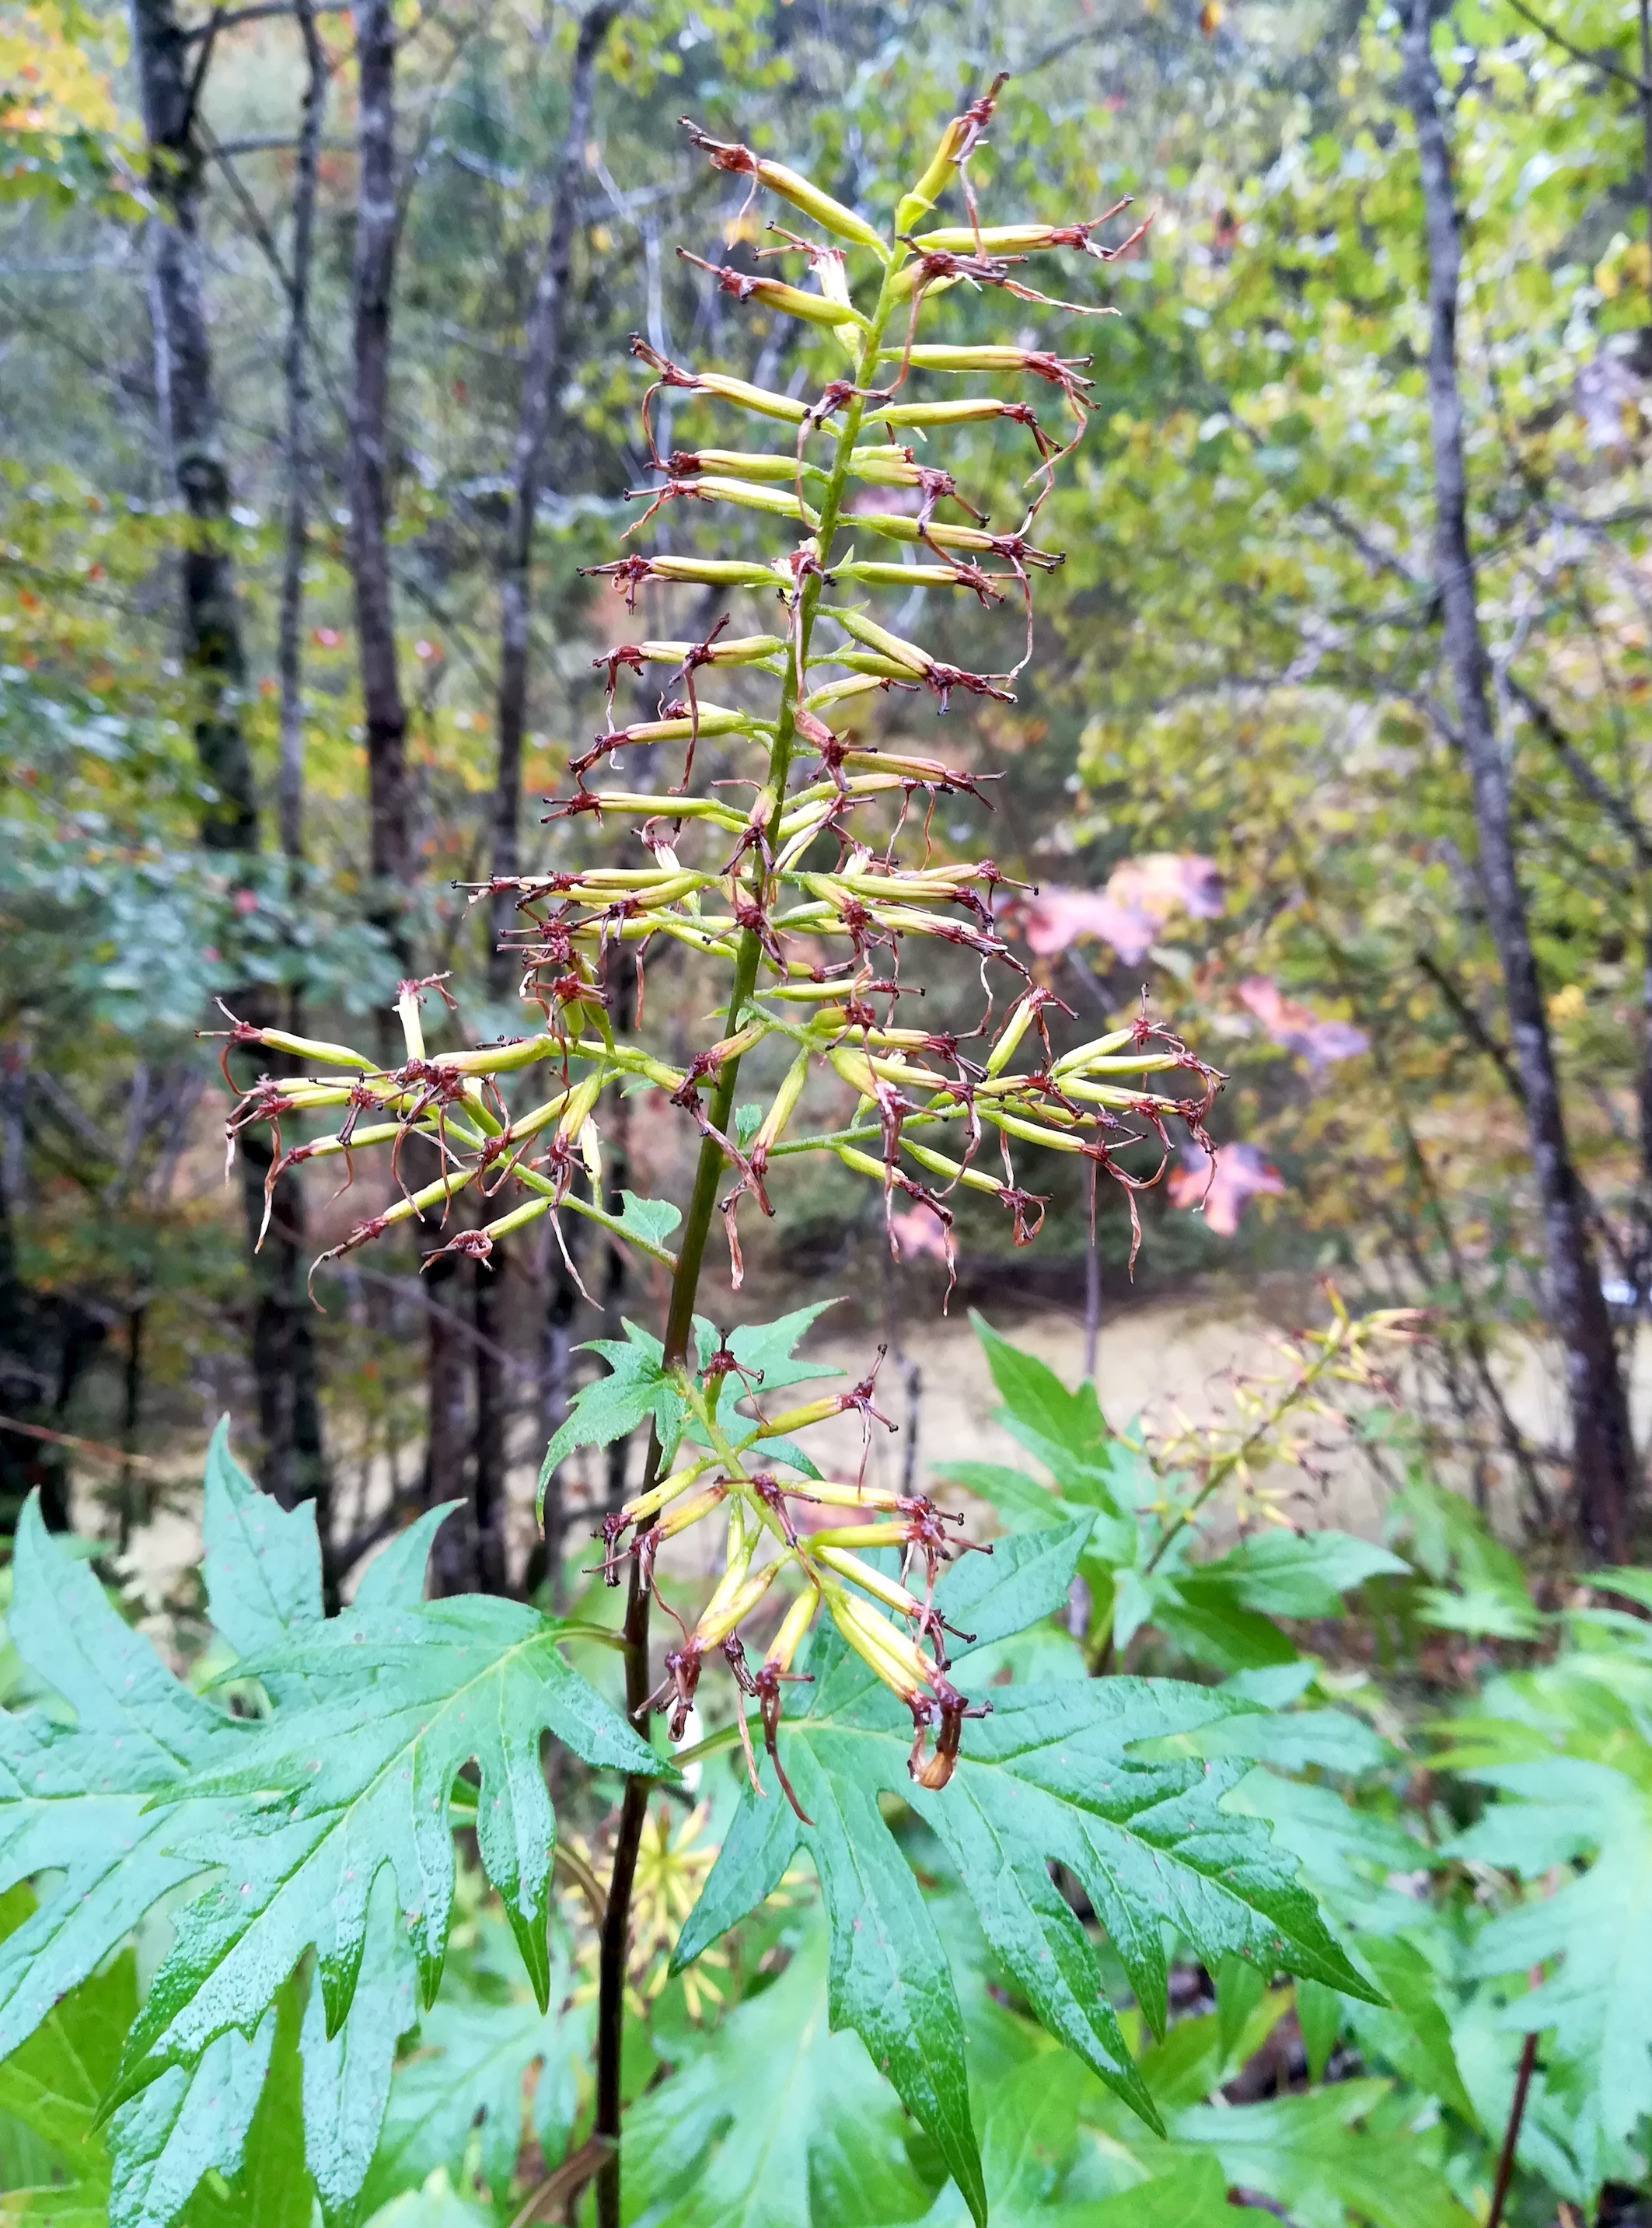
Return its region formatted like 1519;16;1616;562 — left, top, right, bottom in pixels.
592;253;901;2228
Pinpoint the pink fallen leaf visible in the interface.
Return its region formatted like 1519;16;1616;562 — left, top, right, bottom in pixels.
1108;852;1224;923
1018;888;1158;964
1166;1141;1284;1237
1011;853;1224;966
1238;977;1370;1070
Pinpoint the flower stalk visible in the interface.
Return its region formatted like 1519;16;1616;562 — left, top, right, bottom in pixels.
206;80;1223;2226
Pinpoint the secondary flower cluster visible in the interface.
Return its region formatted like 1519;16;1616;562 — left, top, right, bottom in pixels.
211;82;1220;1781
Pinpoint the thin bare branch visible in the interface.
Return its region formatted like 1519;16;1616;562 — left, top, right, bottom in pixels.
1502;0;1650;92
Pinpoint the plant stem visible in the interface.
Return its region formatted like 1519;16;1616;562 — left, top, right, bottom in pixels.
1139;1319;1361;1577
593;1552;652;2228
1486;2029;1538;2228
590;256;901;2228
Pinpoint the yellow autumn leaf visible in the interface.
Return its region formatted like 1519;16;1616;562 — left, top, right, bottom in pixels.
0;4;120;140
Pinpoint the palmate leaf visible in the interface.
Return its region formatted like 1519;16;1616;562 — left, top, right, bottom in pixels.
1078;2003;1476;2228
0;1503;238;2063
676;1531;1374;2226
199;1420;323;1680
355;1505;465;1610
958;1318;1408;1675
114;1594;662;2104
1452;1751;1652;2186
181;1979;313;2228
912;2050;1272;2228
1340;1935;1476;2127
968;1313;1116;1488
0;1472;322;2228
360;1944;589;2219
0;1421;341;2072
1161;2083;1476;2228
1434;1639;1652;2192
108;2016;275;2228
302;1873;418;2228
537;1304;843;1515
1;1455;471;2228
0;1883;128;2222
0;1884;306;2228
689;1303;841;1479
536;1318;686;1514
627;1915;935;2228
201;1465;443;2228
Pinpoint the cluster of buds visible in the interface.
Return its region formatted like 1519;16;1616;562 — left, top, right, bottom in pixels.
596;1345;992;1808
210;83;1222;1779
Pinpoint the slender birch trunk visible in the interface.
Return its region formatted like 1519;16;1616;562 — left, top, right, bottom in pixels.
1403;0;1638;1558
348;0;414;918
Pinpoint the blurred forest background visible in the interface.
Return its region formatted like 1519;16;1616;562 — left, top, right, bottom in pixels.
5;0;1652;1598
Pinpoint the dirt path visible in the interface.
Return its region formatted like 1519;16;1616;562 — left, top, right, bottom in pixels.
108;1276;1634;1608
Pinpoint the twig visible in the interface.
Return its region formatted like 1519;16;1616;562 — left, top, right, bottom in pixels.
1486;2029;1538;2228
0;1414;167;1472
207;132;350;155
182;1;350;37
1502;0;1649;92
554;1842;609;1927
508;2135;614;2228
340;1264;533;1377
1413;950;1524;1107
490;0;620;990
1506;672;1652;871
328;1484;438;1577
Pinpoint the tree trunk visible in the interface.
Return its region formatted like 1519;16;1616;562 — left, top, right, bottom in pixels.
130;0;257;850
488;1;618;994
0;1124;76;1535
275;0;327;864
349;0;414;915
131;0;330;1528
239;1129;330;1524
1404;0;1637;1559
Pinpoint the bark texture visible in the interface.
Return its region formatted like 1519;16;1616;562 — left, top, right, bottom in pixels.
131;0;257;851
1404;0;1637;1559
275;0;327;863
0;1158;95;1535
349;0;414;909
488;1;618;991
131;0;330;1523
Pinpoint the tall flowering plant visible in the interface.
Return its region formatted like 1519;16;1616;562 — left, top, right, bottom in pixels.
187;88;1331;2228
219;78;1210;1779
